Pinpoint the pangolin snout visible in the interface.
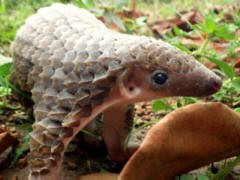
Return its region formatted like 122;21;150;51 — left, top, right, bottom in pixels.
171;65;222;97
205;76;222;94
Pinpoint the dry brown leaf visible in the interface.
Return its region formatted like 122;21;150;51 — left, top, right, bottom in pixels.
76;103;240;180
119;102;240;180
152;11;202;36
76;173;118;180
234;57;240;68
0;130;17;154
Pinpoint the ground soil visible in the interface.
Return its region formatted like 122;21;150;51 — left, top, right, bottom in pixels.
0;96;240;180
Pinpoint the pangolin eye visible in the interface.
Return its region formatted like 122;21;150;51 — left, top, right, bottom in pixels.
152;72;168;86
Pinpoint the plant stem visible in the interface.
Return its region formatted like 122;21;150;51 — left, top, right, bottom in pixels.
193;38;210;56
109;0;114;11
211;155;240;180
131;0;136;17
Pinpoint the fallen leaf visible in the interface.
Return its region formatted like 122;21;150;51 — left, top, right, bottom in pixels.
0;130;17;154
76;173;118;180
152;11;203;36
120;102;240;180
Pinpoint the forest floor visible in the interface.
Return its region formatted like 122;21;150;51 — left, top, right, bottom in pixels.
0;0;240;179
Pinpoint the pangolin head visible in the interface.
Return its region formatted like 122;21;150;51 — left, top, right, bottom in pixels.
118;37;222;102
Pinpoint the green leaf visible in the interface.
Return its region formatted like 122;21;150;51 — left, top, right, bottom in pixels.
75;0;87;8
0;86;11;96
227;40;240;57
180;174;194;180
206;56;234;79
183;97;198;105
0;101;5;108
212;69;225;77
197;174;209;180
111;13;126;31
82;0;94;8
86;160;91;169
76;0;94;8
114;0;128;9
8;81;32;100
0;55;12;64
191;24;203;32
215;24;237;40
136;16;147;27
0;63;12;77
100;168;109;173
123;17;139;33
172;43;191;54
152;100;174;112
0;54;12;77
232;77;240;89
19;123;33;132
173;26;188;37
137;119;160;129
103;12;113;24
234;107;240;113
211;155;240;180
10;134;30;167
173;26;182;36
81;129;98;139
203;17;217;34
0;1;6;13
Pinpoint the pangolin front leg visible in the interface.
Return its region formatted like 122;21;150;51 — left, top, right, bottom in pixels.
29;109;79;180
103;104;135;162
29;79;125;179
82;104;135;163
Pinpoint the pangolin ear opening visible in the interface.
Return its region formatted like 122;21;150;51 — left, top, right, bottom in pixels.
118;73;142;100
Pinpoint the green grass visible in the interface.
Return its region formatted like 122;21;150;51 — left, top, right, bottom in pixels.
0;0;240;178
137;0;240;20
0;0;68;55
0;0;239;55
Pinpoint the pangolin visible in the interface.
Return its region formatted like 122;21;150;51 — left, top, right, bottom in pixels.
10;3;222;180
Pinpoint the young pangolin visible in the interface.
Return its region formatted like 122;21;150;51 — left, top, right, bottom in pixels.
10;3;222;180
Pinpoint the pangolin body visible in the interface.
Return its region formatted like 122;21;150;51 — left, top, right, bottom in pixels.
10;3;221;180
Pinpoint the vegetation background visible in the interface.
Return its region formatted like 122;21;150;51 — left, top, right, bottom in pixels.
0;0;240;179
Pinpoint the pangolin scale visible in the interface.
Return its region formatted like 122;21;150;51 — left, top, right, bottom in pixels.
10;3;221;180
